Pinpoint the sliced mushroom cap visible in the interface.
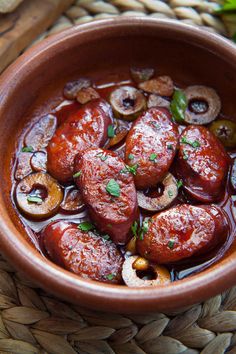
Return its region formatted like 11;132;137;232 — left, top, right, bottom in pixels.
147;94;170;109
30;151;47;172
122;255;171;287
76;87;100;104
139;76;174;97
63;78;91;100
137;173;178;212
130;67;154;83
184;85;221;125
16;172;63;220
60;187;85;214
110;86;146;121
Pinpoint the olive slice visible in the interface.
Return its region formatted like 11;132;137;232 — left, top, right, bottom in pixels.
24;114;57;150
76;87;100;104
30;151;47;172
130;67;154;83
15;152;33;181
139;76;174;97
137;173;178;212
122;255;171;287
63;78;91;100
209;119;236;148
60;187;85;214
184;85;221;125
110;86;146;121
16;172;63;220
147;94;170;109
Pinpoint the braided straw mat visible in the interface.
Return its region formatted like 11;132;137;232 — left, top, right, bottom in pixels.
1;1;236;354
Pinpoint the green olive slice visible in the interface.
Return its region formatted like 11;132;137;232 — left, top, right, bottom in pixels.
209;119;236;148
16;172;63;219
110;86;146;121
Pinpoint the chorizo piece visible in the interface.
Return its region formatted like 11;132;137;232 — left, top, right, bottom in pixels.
42;220;123;284
137;204;228;264
176;125;230;202
74;147;138;245
47;99;112;182
125;108;178;189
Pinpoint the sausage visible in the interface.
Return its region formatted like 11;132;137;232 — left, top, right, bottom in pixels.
74;147;138;245
47;99;112;182
137;204;228;264
176;125;231;202
125;107;178;189
42;220;124;284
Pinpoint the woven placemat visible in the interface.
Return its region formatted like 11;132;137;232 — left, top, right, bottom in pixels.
1;1;236;354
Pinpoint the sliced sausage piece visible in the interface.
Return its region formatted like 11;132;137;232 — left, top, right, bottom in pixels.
42;220;124;284
74;148;138;245
125;108;178;189
137;204;228;264
47;99;112;182
176;125;231;202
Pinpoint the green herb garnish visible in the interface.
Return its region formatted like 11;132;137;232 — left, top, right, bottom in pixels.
183;150;189;160
168;190;173;198
152;121;161;129
149;153;157;162
120;164;139;176
168;240;175;249
106;273;115;280
21;146;34;153
167;144;173;150
78;221;94;232
106;179;120;197
170;89;187;123
73;171;82;178
177;179;183;189
131;221;138;238
128;154;134;160
96;152;108;161
139;218;150;240
102;234;110;241
27;196;42;204
181;137;200;148
108;125;115;138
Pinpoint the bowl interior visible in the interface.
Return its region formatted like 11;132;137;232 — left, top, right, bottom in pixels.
0;18;236;313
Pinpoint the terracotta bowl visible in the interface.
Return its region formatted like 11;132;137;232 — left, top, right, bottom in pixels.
0;18;236;313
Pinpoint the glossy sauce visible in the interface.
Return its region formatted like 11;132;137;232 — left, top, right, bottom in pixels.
11;73;236;282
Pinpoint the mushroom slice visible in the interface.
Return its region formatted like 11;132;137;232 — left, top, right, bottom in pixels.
184;85;221;125
147;94;170;109
110;86;146;121
130;67;154;83
16;172;63;220
76;87;100;104
137;173;178;212
122;255;171;287
60;187;85;214
63;78;91;100
139;76;174;97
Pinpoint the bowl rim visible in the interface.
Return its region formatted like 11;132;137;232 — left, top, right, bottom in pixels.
0;17;236;313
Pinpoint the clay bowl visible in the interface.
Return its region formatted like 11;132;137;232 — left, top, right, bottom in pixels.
0;18;236;313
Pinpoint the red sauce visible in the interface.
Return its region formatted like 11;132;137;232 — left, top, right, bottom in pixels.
11;72;236;283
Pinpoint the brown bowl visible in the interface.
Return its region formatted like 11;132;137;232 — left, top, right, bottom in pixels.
0;18;236;313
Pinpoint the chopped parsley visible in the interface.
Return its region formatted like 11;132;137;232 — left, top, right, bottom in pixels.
177;179;183;189
106;273;115;280
183;150;189;160
96;152;108;161
102;234;110;241
106;179;120;197
181;137;200;148
128;154;134;160
120;164;139;176
167;144;173;150
168;190;173;198
152;121;161;129
21;145;34;153
107;125;115;138
131;221;138;238
27;196;42;204
168;239;175;249
139;218;150;240
78;221;94;232
149;153;158;162
73;171;82;178
170;89;187;123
